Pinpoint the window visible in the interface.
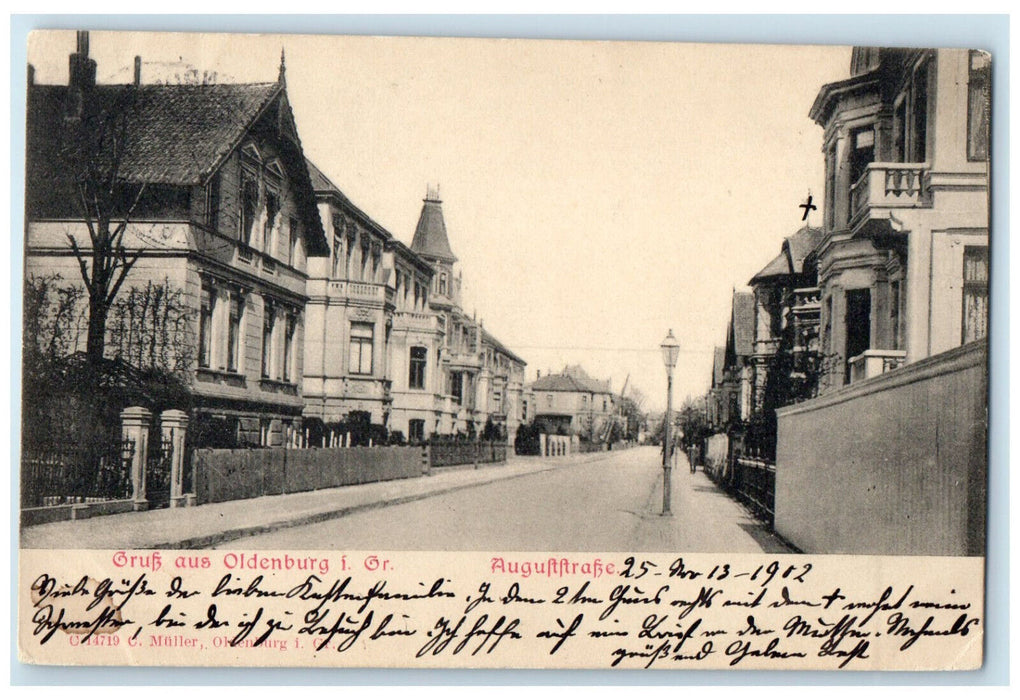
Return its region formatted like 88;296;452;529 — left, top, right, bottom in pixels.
439;272;448;296
349;322;374;375
893;99;907;162
968;51;991;161
890;280;902;350
332;215;343;278
849;127;875;191
227;292;244;373
546;393;553;407
450;372;464;405
962;246;989;343
823;296;833;355
332;233;343;278
261;303;274;378
263;189;279;253
844;288;871;380
409;346;427;389
360;236;370;281
284;313;297;382
260;419;273;447
289;217;299;266
408;419;425;443
199;284;214;368
824;146;837;230
909;60;930;162
239;168;259;245
205;173;220;232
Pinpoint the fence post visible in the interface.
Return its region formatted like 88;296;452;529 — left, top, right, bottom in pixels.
121;406;152;511
160;409;189;508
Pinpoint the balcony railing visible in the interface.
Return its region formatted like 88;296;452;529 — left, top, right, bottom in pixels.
850;163;930;222
848;349;907;384
394;311;437;331
791;287;821;311
327;280;387;301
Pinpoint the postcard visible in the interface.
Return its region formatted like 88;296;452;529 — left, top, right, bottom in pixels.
18;29;990;670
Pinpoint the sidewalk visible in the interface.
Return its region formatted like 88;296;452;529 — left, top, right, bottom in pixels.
20;452;613;550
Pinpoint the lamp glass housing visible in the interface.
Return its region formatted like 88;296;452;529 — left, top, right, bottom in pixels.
660;329;680;370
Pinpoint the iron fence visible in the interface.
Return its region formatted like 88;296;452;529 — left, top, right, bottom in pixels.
731;455;776;526
21;437;135;508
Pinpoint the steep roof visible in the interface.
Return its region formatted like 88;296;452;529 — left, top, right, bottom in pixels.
410;195;457;263
307;159;435;276
26;80;328;255
481;328;526;366
749;251;790;284
785;225;823;275
532;369;610;394
748;225;822;285
28;82;279;185
712;346;726;386
730;291;755;357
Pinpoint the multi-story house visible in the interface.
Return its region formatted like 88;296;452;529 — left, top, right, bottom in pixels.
808;47;989;390
25;33;329;448
302;161;439;441
301;180;526;444
529;365;616;440
746;225;823;413
409;188;527;442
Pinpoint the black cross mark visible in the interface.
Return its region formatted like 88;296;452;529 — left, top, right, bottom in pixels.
799;195;817;221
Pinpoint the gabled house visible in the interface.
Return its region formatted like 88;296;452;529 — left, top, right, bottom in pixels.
25;33;328;448
529;365;615;440
808;47;989;391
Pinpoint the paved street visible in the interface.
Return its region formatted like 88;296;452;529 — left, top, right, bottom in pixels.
218;446;791;553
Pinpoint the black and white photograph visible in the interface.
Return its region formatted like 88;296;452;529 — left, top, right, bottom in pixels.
18;30;990;558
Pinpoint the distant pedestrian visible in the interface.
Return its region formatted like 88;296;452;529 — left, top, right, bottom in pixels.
689;445;699;474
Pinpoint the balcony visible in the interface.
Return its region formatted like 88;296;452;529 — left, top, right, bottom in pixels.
849;163;930;235
847;349;907;384
394;311;437;331
326;280;387;303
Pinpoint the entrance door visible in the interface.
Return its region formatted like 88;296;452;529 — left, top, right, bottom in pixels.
844;288;872;382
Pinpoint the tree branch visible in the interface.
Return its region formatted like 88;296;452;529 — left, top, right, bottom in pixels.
66;233;93;292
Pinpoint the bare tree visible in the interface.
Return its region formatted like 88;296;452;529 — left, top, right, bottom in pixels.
62;77;146;366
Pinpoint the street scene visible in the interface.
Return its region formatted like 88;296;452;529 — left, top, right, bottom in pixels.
20;32;989;557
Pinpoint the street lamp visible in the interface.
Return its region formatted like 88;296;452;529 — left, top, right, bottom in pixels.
660;329;680;516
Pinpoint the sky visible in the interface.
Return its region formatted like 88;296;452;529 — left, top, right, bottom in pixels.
27;31;851;412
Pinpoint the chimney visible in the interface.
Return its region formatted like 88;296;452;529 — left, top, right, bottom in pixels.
536;370;541;379
68;30;96;89
133;55;141;86
27;64;34;86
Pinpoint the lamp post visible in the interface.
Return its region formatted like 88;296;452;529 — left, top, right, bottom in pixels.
660;329;680;516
